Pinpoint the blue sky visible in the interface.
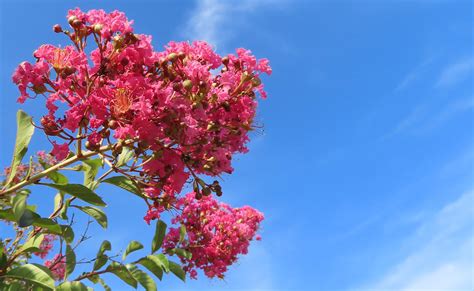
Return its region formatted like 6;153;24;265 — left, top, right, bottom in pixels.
1;0;473;290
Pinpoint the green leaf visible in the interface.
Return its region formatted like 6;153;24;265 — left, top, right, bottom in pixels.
0;247;7;269
60;225;75;244
126;264;157;291
4;264;54;290
32;217;62;235
17;234;44;254
46;171;68;185
93;240;111;271
71;205;108;229
56;281;88;291
116;147;134;167
172;248;192;260
41;183;106;207
102;176;144;198
106;262;137;288
168;260;186;282
12;192;27;221
150;254;169;273
87;276;111;291
179;224;186;243
18;209;35;227
5;110;35;187
122;240;143;261
82;159;102;189
0;209;15;221
64;244;76;280
137;256;164;280
151;220;167;253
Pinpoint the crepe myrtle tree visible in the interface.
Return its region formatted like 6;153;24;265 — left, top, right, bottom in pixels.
0;8;270;290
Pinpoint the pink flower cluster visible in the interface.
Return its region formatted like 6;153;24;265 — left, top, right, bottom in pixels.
33;234;56;259
12;8;271;206
163;193;264;279
44;254;66;280
12;8;268;280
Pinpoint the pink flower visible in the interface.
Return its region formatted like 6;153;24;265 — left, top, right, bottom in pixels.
44;254;65;280
51;142;69;161
162;193;264;279
34;234;56;259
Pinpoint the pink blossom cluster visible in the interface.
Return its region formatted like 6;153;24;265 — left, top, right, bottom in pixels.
44;254;66;280
12;8;271;203
33;234;56;259
163;192;264;279
11;8;268;280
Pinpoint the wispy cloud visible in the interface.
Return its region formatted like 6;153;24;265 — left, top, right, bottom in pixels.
360;190;474;290
382;96;473;139
436;57;474;88
395;57;435;92
183;0;286;51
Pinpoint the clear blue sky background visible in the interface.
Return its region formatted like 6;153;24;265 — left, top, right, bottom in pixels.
1;0;473;290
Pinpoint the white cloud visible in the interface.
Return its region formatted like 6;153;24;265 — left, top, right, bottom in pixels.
361;190;474;290
183;0;286;51
395;57;435;92
436;57;474;88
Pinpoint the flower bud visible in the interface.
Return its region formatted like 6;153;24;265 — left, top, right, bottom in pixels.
72;19;82;28
202;187;211;196
93;23;103;33
167;53;178;62
195;191;203;200
182;79;193;91
222;56;229;65
252;76;262;87
67;16;77;25
53;24;63;33
108;120;118;129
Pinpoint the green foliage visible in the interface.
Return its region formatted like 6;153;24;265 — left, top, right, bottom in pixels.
3;264;55;290
102;176;144;198
71;205;108;229
152;220;167;254
41;183;106;207
5;110;35;187
123;241;144;261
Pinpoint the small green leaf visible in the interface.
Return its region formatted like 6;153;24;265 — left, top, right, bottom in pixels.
179;224;186;243
102;176;143;198
82;159;102;189
17;234;44;254
150;253;169;273
126;264;157;291
46;171;68;185
168;260;186;282
87;276;111;291
5;110;35;187
93;240;111;271
116;147;134;167
106;262;137;288
41;183;106;207
172;248;192;260
18;209;35;227
71;205;108;229
56;281;88;291
0;247;7;269
0;209;15;221
60;225;75;244
32;217;62;234
64;244;76;280
137;256;164;280
151;220;167;253
12;192;27;221
122;240;144;261
4;263;54;290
